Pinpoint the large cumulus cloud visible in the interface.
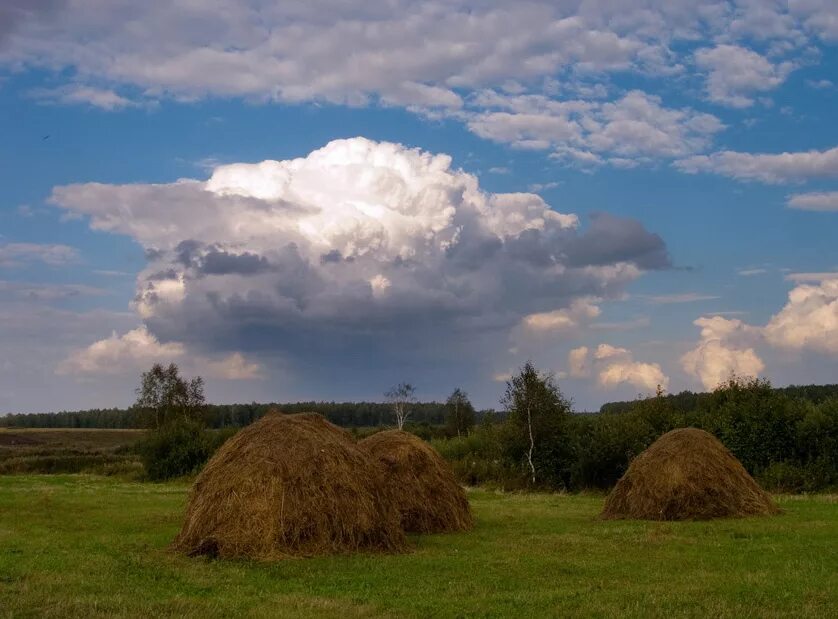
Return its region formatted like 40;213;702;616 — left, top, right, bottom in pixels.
51;137;670;367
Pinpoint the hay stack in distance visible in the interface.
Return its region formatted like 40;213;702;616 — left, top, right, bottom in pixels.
359;430;473;533
173;412;406;559
601;427;778;521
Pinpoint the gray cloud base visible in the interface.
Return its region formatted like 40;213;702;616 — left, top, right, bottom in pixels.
50;138;670;368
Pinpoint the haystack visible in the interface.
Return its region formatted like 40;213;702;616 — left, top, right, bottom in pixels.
601;427;778;521
359;430;473;533
173;412;406;559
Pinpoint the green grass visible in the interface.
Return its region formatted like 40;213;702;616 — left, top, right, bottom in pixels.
0;429;144;476
1;476;836;618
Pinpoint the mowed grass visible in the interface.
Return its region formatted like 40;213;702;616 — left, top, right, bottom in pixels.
0;476;835;618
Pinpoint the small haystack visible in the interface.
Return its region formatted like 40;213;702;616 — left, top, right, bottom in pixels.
359;430;473;533
173;412;406;559
601;427;778;521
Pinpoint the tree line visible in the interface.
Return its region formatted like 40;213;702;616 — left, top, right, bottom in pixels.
599;384;838;415
1;398;476;430
436;367;838;493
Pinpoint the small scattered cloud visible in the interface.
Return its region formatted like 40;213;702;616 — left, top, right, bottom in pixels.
787;191;838;212
568;346;590;378
784;272;838;283
56;326;184;376
57;327;265;380
681;316;764;390
806;79;834;90
29;84;144;111
0;242;78;268
204;352;264;380
589;316;651;331
0;280;105;302
593;344;669;392
764;279;838;354
694;45;794;108
638;292;720;304
568;343;668;391
527;181;561;192
522;298;600;332
738;267;769;276
675;146;838;183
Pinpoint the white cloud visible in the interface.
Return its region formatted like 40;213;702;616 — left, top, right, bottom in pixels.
764;279;838;354
50;138;669;366
675;146;838;183
0;243;78;267
567;343;667;391
528;181;561;192
680;316;765;390
598;360;669;392
592;343;669;392
57;326;265;381
467;90;724;165
784;272;838;283
639;292;720;304
681;278;838;389
5;1;829;111
523;298;600;332
56;326;184;376
593;344;630;360
204;352;264;380
3;1;835;179
0;280;104;302
29;84;140;110
787;191;838;211
806;78;834;89
791;0;838;41
568;346;590;378
738;268;769;276
694;44;793;108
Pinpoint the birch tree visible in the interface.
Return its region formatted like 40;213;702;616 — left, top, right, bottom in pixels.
385;382;416;430
501;362;570;486
134;363;206;429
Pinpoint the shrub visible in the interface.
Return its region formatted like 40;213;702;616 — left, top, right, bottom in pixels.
759;461;809;493
138;419;214;481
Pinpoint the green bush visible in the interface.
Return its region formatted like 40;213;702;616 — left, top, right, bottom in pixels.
431;380;838;494
138;420;215;481
759;461;808;493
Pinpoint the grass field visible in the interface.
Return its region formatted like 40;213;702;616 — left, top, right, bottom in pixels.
1;475;835;618
0;429;144;476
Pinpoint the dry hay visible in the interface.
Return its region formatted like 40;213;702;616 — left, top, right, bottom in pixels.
359;430;473;533
601;427;779;521
173;412;406;559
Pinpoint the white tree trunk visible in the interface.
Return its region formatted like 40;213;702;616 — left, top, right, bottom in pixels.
395;402;407;429
526;402;536;484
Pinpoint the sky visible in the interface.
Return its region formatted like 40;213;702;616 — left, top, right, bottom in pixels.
1;1;837;413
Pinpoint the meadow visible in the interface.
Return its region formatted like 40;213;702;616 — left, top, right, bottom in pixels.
0;428;143;476
1;474;836;618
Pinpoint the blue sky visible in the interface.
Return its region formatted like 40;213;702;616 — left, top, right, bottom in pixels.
1;1;837;413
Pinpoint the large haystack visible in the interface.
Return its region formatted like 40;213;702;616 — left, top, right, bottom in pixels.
173;412;406;559
601;427;778;521
359;430;473;533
